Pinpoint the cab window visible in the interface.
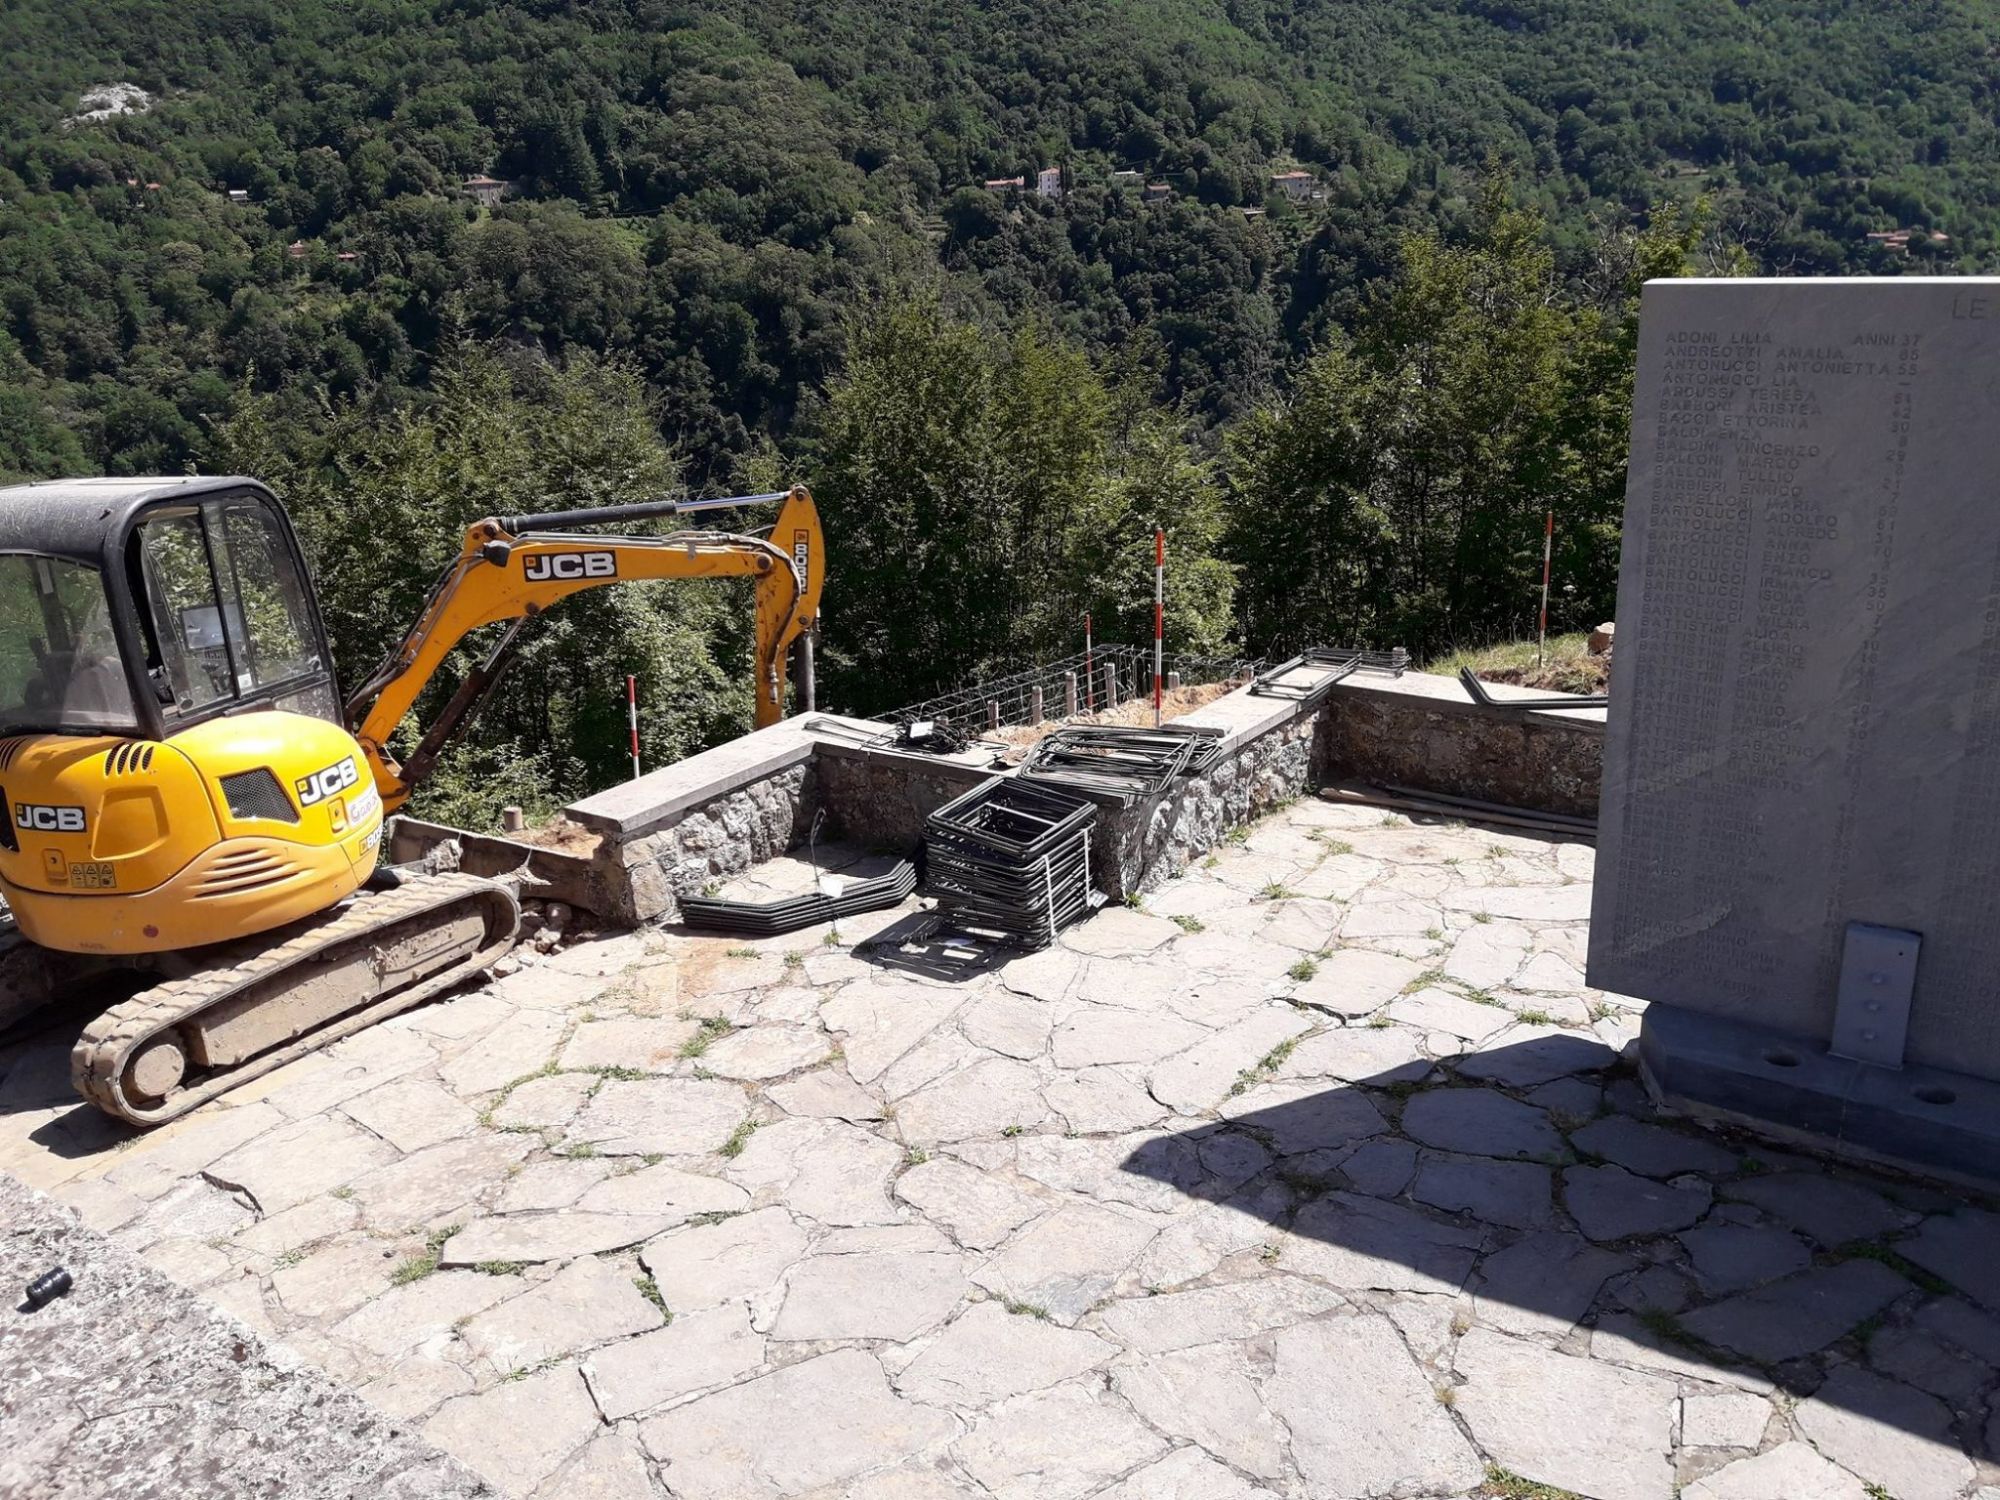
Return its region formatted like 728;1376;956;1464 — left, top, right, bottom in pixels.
0;554;137;734
132;499;322;718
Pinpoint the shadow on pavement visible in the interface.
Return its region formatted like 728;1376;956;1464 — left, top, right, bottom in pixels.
1120;1035;2000;1465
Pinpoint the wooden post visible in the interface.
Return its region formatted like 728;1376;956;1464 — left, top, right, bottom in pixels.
1031;686;1045;725
1102;661;1117;708
987;700;1001;733
1064;672;1078;718
1168;670;1181;692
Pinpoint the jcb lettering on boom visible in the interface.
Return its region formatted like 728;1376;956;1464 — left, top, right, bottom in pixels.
523;552;617;582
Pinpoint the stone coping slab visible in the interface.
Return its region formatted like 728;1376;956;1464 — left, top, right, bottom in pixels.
1328;666;1608;730
566;713;885;840
0;1171;491;1500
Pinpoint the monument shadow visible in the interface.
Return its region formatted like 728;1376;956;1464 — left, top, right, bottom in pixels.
1119;1036;2000;1464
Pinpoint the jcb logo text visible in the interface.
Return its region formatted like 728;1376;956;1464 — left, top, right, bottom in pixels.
16;803;84;833
524;552;617;582
296;756;361;808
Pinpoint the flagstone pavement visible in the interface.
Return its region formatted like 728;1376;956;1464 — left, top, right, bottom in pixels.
4;796;1999;1500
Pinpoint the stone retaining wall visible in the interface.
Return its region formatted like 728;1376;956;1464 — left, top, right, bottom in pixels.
548;677;1605;924
602;762;817;926
1317;674;1603;820
814;745;993;852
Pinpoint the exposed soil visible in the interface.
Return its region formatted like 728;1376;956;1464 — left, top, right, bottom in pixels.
515;816;604;856
993;677;1244;752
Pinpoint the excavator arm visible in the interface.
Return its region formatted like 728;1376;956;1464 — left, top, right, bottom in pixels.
346;485;825;812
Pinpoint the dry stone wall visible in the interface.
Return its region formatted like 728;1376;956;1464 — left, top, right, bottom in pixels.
607;764;816;925
1317;689;1601;820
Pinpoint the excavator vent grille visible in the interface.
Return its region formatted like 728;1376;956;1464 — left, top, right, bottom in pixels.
0;739;24;771
105;742;157;775
193;848;299;897
219;769;299;825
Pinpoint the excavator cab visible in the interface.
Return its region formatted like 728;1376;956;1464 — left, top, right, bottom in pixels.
0;478;376;964
0;477;339;743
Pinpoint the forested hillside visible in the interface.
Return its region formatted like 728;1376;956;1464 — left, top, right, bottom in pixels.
2;0;1993;815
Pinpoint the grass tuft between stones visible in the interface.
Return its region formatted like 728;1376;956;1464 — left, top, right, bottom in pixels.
719;1119;759;1158
1479;1467;1585;1500
680;1016;735;1059
391;1223;460;1285
633;1275;671;1319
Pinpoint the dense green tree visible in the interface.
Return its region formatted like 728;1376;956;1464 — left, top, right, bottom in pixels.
1225;186;1712;659
809;294;1234;716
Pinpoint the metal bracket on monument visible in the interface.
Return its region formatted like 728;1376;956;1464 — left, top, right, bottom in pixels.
1829;922;1921;1069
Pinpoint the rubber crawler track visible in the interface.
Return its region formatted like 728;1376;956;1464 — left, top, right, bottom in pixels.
73;872;518;1127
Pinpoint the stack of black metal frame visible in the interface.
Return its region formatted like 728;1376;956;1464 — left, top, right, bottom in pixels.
1249;647;1409;706
923;777;1100;948
1018;724;1227;799
678;859;918;936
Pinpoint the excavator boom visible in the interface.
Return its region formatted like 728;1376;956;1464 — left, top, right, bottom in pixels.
347;485;825;811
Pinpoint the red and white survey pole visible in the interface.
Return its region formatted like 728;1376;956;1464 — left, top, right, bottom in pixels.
1084;612;1094;713
1536;510;1554;669
1153;528;1165;727
626;674;641;779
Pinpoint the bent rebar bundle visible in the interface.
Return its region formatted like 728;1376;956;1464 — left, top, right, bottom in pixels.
1456;667;1608;711
678;860;918;936
922;777;1102;949
1018;724;1227;799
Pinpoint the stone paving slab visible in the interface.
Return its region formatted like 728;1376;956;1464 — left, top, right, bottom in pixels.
5;800;2000;1500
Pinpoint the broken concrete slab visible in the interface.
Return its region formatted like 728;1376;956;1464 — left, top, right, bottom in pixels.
1400;1087;1564;1160
1680;1442;1869;1500
638;1206;809;1312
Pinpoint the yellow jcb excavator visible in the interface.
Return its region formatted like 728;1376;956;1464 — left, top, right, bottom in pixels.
0;476;823;1126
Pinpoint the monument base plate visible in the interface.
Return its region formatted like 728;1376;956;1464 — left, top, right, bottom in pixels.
1640;1005;2000;1193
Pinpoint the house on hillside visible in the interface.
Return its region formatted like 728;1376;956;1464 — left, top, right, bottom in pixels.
1109;169;1144;191
1271;170;1315;202
1240;206;1266;221
461;174;510;208
1142;181;1172;204
1863;228;1949;254
1036;166;1064;200
286;240;309;259
982;175;1026;192
224;188;250;205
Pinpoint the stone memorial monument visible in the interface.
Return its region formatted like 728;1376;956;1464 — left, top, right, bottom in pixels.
1590;277;2000;1182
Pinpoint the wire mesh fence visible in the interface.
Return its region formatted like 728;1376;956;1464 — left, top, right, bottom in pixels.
878;646;1261;733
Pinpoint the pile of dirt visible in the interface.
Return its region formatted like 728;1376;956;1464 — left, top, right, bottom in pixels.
993;677;1244;752
516;816;603;856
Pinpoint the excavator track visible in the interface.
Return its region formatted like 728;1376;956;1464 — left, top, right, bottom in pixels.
73;872;519;1127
